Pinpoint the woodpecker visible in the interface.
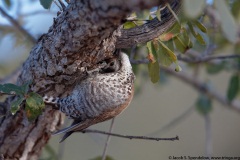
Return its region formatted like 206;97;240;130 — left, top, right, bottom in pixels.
44;52;135;142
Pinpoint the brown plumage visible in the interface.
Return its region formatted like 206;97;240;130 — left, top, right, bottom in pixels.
44;52;135;142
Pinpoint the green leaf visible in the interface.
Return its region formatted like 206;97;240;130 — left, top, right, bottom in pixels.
164;40;182;72
151;41;159;60
10;97;25;115
156;7;161;21
206;63;225;74
161;40;182;72
148;61;160;83
159;23;181;41
158;40;177;66
183;0;206;18
193;20;207;33
26;92;45;109
26;92;45;121
164;39;174;51
187;22;206;45
182;28;193;48
147;41;152;52
194;32;206;45
0;83;25;95
173;37;186;53
149;15;153;20
40;0;54;9
3;0;12;9
147;41;159;61
227;74;239;102
214;0;238;43
173;28;192;53
196;94;212;115
147;42;154;63
123;21;137;29
231;0;240;18
20;81;32;94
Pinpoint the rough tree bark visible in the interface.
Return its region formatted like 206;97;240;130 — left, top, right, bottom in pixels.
0;0;181;159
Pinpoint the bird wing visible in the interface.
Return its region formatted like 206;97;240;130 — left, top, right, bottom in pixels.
52;120;82;136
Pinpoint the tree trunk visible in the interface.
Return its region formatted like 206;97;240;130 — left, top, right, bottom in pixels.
0;0;181;159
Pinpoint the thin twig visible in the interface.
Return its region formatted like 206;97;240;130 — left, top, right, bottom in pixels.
130;46;137;60
161;67;240;111
178;54;240;63
80;129;179;141
53;0;62;11
129;43;240;112
130;55;240;111
0;7;36;44
130;58;149;65
58;0;66;10
130;54;240;65
102;118;115;160
0;93;16;96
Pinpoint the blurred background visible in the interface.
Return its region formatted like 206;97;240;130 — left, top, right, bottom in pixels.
0;0;240;159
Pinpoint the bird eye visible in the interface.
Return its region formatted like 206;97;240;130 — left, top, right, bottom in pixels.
110;61;115;66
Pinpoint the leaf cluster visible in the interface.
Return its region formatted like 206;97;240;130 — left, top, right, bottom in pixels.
0;82;45;121
146;20;206;83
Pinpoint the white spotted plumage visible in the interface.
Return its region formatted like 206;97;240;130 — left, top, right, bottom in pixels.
44;52;135;142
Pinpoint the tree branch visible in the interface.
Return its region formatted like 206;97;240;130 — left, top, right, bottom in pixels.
116;0;182;48
130;56;240;112
161;67;240;111
0;7;36;44
81;129;179;141
178;54;240;63
101;118;115;160
130;51;240;64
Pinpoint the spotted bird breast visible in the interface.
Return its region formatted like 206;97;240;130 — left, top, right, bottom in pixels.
58;70;135;120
